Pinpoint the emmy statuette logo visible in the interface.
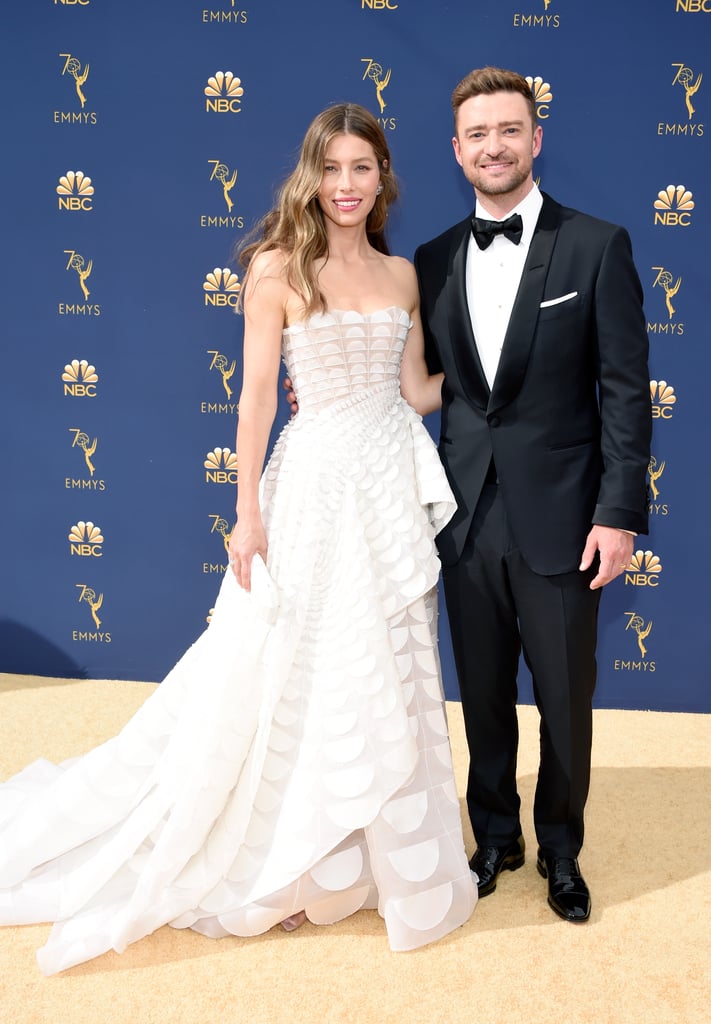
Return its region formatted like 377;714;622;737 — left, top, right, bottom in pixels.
658;64;704;136
67;427;105;491
361;58;396;129
60;54;89;107
74;584;112;642
201;161;244;229
625;612;653;659
647;456;668;517
613;611;656;672
672;63;703;120
202;350;239;415
649;267;683;334
204;514;232;573
60;250;101;316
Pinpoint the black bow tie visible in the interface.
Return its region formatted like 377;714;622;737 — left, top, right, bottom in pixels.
471;212;523;250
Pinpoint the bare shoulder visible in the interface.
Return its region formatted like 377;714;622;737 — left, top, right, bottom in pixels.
242;248;291;313
247;247;287;284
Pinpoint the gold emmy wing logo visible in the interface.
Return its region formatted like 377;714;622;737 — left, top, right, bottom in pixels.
526;76;553;118
653;185;694;226
361;58;391;114
672;63;703;119
651;266;681;320
76;583;103;628
648;456;666;500
203;268;241;308
60;53;89;107
624;611;653;658
65;250;93;299
650;379;676;419
208;350;237;399
205;447;238;484
63;359;99;397
57;171;94;211
68;521;104;557
205;71;243;113
208;160;238;211
624;550;663;587
69;427;97;475
209;514;232;553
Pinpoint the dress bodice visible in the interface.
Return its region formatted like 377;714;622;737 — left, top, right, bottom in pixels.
282;306;412;412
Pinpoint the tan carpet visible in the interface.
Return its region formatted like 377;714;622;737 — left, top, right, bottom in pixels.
0;673;708;1024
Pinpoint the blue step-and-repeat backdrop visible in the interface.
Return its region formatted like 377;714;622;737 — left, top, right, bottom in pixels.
2;0;709;712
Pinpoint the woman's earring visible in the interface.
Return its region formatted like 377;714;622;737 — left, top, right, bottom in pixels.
376;183;383;195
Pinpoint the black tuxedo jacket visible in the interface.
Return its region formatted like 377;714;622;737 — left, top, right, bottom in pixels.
414;193;651;574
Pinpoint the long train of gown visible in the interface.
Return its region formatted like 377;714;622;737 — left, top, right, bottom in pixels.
0;306;477;975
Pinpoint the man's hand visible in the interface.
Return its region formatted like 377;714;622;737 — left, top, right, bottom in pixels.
579;525;634;590
282;376;298;415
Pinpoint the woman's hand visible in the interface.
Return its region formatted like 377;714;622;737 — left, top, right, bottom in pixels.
228;518;267;591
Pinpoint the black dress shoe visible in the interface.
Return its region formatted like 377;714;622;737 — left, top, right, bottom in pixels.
536;852;591;922
468;834;525;897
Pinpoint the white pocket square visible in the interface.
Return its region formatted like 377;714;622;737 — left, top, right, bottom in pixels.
540;291;578;308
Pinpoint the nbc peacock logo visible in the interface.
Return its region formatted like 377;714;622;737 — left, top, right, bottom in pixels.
653;185;694;226
57;171;94;211
204;447;238;484
62;359;99;397
205;71;244;113
203;268;241;308
650;380;677;419
526;75;553;118
624;550;663;588
68;521;104;557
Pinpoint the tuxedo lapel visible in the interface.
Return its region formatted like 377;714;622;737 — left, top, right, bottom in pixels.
489;195;562;415
445;219;491;409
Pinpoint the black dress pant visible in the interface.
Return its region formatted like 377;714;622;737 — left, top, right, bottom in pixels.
442;483;601;858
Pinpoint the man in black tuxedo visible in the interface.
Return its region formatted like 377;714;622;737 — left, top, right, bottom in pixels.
414;67;651;922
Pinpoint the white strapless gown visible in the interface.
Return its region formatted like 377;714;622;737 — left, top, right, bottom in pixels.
0;306;477;975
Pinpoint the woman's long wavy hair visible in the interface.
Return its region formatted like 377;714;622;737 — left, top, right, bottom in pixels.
236;103;398;316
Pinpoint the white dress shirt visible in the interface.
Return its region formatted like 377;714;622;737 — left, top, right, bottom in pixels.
466;185;543;390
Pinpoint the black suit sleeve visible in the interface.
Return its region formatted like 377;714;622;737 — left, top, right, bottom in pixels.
414;246;443;375
591;226;651;534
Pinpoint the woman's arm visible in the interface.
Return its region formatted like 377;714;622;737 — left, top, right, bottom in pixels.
227;254;287;590
399;264;443;416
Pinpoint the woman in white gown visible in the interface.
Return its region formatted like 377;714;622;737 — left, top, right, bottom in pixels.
0;103;477;975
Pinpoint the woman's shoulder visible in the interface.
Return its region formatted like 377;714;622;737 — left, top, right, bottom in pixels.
248;247;288;282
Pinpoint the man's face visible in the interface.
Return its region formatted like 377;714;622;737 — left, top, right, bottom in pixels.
452;91;542;202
